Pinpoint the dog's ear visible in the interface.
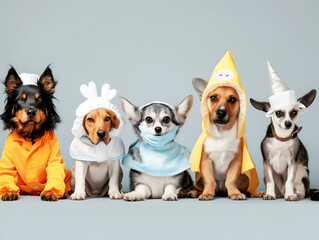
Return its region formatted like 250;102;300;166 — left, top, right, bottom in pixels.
38;66;56;94
192;78;208;100
298;89;317;108
82;114;89;135
250;98;271;112
107;110;120;129
175;95;193;125
118;97;140;125
4;67;22;93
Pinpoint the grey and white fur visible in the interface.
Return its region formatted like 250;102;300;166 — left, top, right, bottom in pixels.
250;89;319;201
119;96;194;201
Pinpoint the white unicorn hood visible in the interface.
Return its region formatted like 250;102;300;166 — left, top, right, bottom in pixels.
70;82;125;162
265;61;306;117
71;81;125;138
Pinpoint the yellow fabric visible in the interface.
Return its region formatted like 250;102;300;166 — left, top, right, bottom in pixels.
0;130;71;198
189;51;259;196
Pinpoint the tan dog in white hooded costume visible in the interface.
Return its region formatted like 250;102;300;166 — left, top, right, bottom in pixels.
69;82;125;200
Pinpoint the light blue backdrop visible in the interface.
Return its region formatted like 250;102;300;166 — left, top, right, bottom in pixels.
0;0;318;192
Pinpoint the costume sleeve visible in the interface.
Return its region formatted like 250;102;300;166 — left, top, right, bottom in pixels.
42;133;66;198
0;139;20;198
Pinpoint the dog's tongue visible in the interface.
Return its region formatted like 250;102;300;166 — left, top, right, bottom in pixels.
95;141;109;162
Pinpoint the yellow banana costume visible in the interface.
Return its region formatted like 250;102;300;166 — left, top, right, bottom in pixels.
189;51;259;196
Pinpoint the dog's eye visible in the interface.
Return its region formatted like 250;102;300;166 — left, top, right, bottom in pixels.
87;117;94;122
163;116;170;123
290;110;298;118
18;98;26;103
145;117;153;123
275;111;284;118
36;97;43;103
105;117;110;121
210;95;217;103
228;97;237;104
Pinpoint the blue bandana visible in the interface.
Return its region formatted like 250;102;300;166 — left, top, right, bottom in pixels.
122;125;191;176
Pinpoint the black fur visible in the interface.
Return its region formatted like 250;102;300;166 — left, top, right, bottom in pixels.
0;66;60;137
310;189;319;201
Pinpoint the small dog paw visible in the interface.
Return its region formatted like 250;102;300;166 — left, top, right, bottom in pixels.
186;190;200;198
162;192;178;201
198;193;215;201
1;192;18;201
41;191;58;201
70;192;86;200
108;190;123;199
256;191;265;198
285;194;299;201
229;193;247;200
123;192;145;201
263;194;276;200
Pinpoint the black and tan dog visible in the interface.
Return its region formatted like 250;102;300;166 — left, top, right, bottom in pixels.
0;66;71;201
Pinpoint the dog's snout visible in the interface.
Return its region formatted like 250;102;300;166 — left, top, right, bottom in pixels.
155;127;162;134
97;130;106;139
216;109;227;119
26;108;36;118
285;121;292;129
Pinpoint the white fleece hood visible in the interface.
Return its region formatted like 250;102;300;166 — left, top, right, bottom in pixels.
69;81;125;162
71;81;125;138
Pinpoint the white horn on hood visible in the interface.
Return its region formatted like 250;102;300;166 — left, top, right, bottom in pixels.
267;60;289;94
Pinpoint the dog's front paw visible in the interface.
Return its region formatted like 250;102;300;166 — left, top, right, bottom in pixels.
1;192;19;201
70;192;86;200
108;190;123;199
285;194;299;201
229;193;247;200
198;193;215;201
123;192;145;201
256;191;265;198
162;192;178;201
263;194;276;200
186;189;200;198
41;191;58;201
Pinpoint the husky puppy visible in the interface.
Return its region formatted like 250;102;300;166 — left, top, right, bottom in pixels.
250;61;318;201
119;96;194;201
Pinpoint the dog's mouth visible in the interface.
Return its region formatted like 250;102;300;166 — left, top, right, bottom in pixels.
213;119;229;126
25;120;36;125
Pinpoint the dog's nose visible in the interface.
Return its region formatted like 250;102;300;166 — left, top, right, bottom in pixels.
216;109;227;119
155;127;162;134
26;108;36;118
285;121;292;129
97;131;106;139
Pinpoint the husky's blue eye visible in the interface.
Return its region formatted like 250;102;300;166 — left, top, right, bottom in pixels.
145;117;153;123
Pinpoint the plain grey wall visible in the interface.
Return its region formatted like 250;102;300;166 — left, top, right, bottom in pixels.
0;0;318;192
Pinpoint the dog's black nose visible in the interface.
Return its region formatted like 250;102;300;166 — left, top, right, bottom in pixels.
285;121;292;129
217;109;227;119
97;131;106;139
155;127;162;134
26;108;36;118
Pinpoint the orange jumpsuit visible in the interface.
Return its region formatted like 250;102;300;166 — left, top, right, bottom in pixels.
0;130;71;198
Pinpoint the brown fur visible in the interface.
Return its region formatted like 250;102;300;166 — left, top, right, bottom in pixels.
1;192;19;201
41;191;58;201
13;109;47;138
82;108;120;145
206;86;240;131
4;75;22;93
198;86;248;200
